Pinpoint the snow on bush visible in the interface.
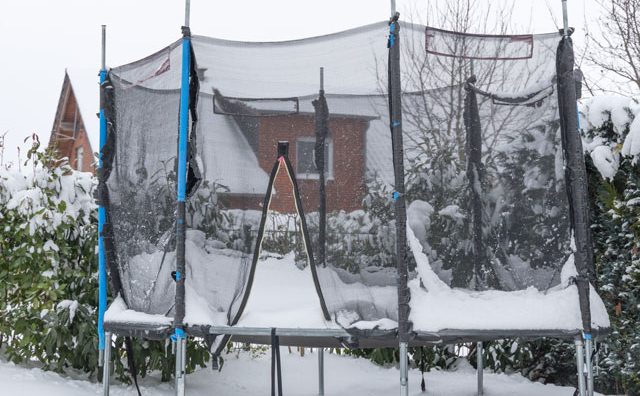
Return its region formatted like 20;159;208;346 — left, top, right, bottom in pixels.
0;140;98;374
0;139;216;383
580;95;640;177
579;95;640;394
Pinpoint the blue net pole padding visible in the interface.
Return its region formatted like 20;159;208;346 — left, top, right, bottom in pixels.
97;24;107;356
174;28;191;340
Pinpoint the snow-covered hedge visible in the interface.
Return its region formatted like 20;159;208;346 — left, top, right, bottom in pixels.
579;96;640;394
580;96;640;179
0;144;98;373
0;143;212;382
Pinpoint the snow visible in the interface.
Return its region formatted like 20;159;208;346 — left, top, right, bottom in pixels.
437;204;465;220
0;165;95;246
590;145;619;180
407;200;434;248
0;350;602;396
197;96;270;195
580;95;640;174
104;295;172;327
105;225;609;334
236;254;334;329
620;116;640;163
56;300;80;324
581;95;633;134
407;226;610;332
43;240;59;252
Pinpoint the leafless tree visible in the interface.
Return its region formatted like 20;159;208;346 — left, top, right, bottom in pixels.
586;0;640;95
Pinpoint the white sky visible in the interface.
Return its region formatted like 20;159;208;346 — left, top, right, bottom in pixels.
0;0;595;165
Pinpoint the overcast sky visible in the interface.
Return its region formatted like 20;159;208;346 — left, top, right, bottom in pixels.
0;0;595;166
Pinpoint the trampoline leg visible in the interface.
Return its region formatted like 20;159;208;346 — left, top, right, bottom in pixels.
102;332;111;396
585;338;594;396
575;338;586;396
318;348;324;396
400;342;409;396
99;349;104;368
175;337;186;396
477;342;483;396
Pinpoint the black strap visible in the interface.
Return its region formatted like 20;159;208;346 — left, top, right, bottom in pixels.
124;337;142;396
420;346;426;392
271;329;283;396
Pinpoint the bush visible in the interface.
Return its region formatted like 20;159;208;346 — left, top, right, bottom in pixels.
0;138;99;374
0;138;210;382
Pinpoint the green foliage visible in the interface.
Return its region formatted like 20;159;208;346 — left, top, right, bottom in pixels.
587;154;640;395
0;137;99;375
343;345;458;372
0;138;210;383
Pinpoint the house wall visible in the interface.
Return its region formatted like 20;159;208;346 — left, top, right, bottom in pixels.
256;115;368;214
68;130;94;173
49;81;95;174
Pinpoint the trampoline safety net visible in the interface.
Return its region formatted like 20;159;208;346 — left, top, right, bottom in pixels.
100;21;608;346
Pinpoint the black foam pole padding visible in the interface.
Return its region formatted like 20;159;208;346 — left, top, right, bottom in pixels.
186;45;202;197
556;35;594;333
388;17;411;343
313;89;329;267
174;200;186;331
100;73;125;301
271;329;276;396
463;79;486;289
175;44;200;333
275;335;282;396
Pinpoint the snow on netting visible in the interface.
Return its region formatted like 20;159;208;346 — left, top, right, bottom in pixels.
106;48;182;317
103;22;609;335
106;44;262;326
403;28;573;293
103;24;401;331
198;24;401;331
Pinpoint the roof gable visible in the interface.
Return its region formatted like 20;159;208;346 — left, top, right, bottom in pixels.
48;71;94;167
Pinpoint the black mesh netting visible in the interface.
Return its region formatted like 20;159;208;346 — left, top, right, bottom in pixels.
409;28;571;291
103;22;603;338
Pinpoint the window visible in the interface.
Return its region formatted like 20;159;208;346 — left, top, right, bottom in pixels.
296;137;333;180
75;146;84;172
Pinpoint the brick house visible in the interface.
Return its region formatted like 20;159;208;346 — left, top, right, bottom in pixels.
213;95;374;214
104;24;397;215
48;71;95;173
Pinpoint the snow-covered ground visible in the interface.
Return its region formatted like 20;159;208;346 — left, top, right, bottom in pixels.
0;349;601;396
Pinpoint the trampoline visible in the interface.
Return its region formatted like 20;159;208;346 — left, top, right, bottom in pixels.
96;5;609;396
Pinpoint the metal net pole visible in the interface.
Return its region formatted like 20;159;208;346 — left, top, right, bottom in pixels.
318;348;325;395
102;332;111;396
388;9;409;396
575;338;587;396
477;342;484;395
97;23;107;370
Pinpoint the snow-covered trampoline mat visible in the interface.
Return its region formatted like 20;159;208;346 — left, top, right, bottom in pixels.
100;21;608;347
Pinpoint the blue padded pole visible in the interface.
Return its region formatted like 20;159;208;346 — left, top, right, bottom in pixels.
177;42;190;203
174;11;191;395
173;32;190;349
174;24;190;339
98;24;107;362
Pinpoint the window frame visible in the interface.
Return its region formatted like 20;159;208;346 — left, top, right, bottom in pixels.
295;136;333;180
75;145;84;172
